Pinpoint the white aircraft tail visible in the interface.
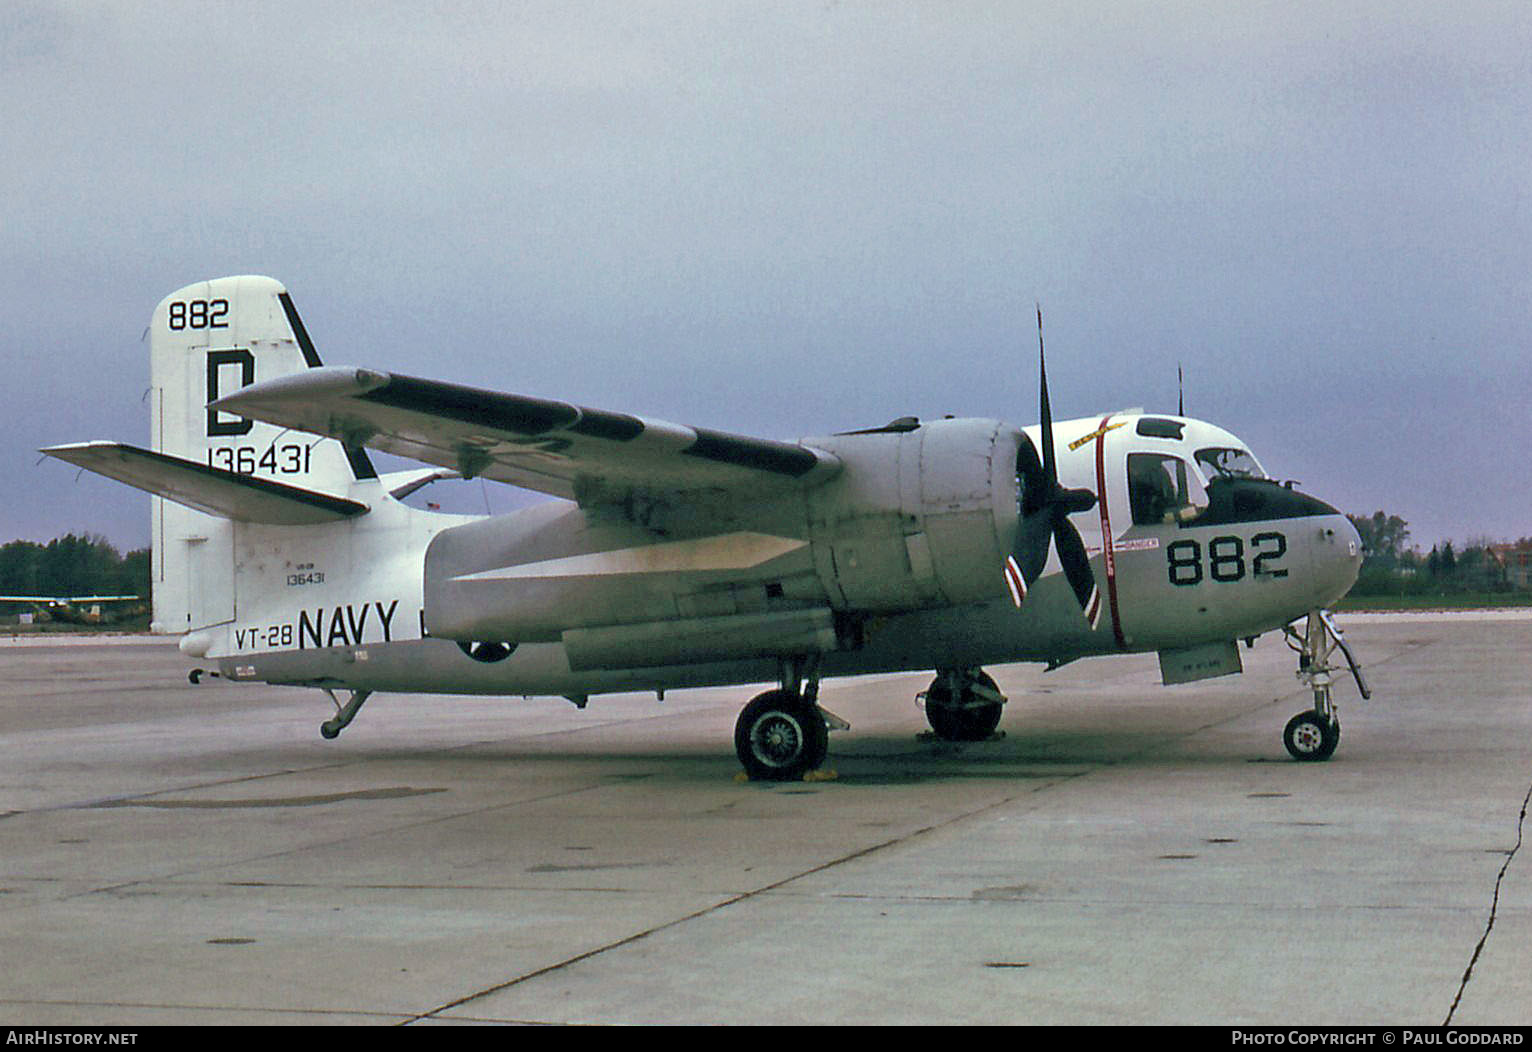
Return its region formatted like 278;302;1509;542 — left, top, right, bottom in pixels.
149;276;375;634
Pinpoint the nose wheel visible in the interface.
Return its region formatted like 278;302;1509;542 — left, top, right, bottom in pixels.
1283;709;1340;761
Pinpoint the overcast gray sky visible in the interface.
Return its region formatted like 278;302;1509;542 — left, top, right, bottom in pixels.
5;1;1528;554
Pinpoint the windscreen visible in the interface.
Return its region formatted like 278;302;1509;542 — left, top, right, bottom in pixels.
1195;447;1266;480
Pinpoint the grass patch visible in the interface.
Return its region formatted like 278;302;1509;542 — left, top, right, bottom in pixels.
1337;592;1532;612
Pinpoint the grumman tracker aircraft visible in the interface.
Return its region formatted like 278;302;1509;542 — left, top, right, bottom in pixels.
45;277;1370;780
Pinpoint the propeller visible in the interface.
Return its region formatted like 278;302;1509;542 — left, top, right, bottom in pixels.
1003;307;1103;627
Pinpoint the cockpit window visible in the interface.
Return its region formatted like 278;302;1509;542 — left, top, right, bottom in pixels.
1195;447;1266;480
1128;453;1208;526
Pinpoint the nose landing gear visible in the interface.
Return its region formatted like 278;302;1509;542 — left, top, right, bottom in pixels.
1283;610;1370;761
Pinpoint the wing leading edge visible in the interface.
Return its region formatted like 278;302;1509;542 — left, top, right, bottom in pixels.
209;367;843;502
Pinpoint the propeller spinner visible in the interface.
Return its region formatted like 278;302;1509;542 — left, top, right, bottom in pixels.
1003;308;1103;627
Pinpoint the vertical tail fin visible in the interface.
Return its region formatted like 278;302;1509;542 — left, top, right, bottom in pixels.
149;276;373;633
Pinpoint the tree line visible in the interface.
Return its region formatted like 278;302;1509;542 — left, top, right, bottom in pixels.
0;534;150;599
1346;511;1529;597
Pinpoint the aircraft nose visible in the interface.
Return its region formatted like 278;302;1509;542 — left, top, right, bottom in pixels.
1311;505;1363;605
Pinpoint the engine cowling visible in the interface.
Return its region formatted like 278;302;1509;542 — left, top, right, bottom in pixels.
803;417;1019;612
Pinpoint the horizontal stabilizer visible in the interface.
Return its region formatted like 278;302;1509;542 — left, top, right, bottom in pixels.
42;442;368;525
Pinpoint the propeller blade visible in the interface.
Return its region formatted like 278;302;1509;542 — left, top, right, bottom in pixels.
1011;510;1053;585
1003;305;1103;627
1036;305;1057;488
1052;514;1102;628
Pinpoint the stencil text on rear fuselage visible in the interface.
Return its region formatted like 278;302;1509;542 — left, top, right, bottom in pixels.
233;600;402;651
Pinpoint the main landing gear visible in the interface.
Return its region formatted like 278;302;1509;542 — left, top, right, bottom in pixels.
1282;609;1370;761
919;668;1006;742
732;661;1010;780
734;657;846;781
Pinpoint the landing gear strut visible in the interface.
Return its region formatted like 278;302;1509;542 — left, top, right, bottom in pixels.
1282;610;1369;761
733;657;838;781
920;668;1006;742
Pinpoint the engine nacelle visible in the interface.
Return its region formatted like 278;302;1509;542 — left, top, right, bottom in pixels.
804;417;1019;612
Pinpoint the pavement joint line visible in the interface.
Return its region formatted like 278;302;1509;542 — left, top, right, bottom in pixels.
405;770;1096;1024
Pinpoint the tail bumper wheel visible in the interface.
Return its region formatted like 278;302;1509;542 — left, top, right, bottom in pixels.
735;689;829;781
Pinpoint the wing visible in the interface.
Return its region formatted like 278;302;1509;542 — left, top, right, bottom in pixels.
209;367;843;502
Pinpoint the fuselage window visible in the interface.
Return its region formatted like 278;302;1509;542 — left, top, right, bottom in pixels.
1128;453;1207;526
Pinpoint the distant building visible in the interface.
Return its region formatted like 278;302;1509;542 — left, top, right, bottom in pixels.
1487;543;1532;589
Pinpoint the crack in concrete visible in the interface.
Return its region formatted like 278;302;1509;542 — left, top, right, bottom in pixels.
1444;777;1531;1026
85;786;446;809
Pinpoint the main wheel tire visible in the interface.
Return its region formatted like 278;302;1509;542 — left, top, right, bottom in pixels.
735;689;829;781
1283;710;1340;761
923;671;1004;742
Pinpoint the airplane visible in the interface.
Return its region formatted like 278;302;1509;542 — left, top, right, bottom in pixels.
42;276;1370;780
0;595;144;625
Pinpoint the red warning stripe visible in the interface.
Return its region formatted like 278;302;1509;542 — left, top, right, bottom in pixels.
1092;414;1127;650
1003;555;1027;608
